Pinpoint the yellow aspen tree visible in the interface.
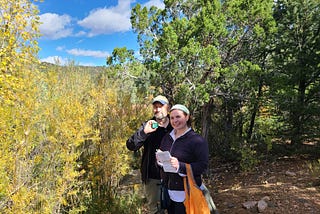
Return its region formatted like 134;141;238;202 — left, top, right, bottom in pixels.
78;69;153;212
0;0;150;212
33;67;98;213
0;0;41;213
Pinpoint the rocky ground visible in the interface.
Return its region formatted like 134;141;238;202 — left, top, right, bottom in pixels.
206;156;320;214
122;155;320;214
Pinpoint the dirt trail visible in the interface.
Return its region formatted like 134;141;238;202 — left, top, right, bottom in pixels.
206;157;320;214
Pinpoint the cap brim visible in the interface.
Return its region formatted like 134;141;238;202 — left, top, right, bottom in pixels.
152;100;166;105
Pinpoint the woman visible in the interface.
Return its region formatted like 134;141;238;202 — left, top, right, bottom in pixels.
157;104;209;214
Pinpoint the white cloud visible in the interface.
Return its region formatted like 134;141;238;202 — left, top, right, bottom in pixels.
78;0;132;36
56;46;65;51
40;56;68;65
40;55;96;66
74;31;86;37
143;0;165;9
39;0;164;39
39;13;73;39
66;48;109;58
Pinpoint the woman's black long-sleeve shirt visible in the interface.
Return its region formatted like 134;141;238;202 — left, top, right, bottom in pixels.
159;129;209;190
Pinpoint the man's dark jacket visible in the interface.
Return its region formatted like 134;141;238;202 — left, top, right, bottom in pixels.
126;117;173;183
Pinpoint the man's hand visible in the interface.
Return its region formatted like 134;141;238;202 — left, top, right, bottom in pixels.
144;120;158;134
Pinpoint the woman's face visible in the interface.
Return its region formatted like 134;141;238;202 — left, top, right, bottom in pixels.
169;109;189;130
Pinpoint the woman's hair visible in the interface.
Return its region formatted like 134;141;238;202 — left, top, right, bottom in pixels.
184;112;192;127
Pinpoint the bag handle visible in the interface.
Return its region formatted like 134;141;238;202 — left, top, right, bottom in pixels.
184;163;197;195
185;163;196;186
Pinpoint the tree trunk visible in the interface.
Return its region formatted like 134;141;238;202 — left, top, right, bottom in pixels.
201;98;214;141
247;79;263;141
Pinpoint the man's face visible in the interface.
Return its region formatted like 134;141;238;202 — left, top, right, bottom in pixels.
153;102;169;120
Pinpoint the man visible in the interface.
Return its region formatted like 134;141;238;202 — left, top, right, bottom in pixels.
126;95;173;214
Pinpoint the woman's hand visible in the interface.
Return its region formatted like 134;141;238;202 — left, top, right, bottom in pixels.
170;156;179;171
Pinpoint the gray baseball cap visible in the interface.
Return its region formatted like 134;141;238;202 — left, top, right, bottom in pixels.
152;95;169;105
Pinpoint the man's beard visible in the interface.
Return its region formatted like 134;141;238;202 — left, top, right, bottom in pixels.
155;112;165;120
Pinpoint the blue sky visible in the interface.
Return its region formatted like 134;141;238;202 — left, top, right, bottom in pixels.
36;0;164;66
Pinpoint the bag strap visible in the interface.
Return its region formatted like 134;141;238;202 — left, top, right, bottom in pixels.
184;163;197;196
185;163;196;186
183;174;189;196
184;164;191;197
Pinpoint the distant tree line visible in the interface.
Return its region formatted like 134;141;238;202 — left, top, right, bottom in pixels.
109;0;320;164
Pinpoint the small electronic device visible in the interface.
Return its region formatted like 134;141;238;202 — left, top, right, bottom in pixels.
151;122;159;129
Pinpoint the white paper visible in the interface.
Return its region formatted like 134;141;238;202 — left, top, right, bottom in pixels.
156;150;177;173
